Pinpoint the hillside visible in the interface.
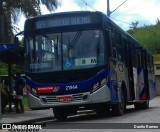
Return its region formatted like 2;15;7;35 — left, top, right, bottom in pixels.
127;22;160;54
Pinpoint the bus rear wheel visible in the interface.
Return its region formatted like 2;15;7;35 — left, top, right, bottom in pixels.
53;108;67;121
111;89;126;116
134;99;149;110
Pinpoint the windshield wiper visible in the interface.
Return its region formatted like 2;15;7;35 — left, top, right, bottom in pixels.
96;34;101;55
68;31;82;49
55;35;59;60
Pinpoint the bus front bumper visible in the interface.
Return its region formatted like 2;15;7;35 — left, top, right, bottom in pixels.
27;85;111;109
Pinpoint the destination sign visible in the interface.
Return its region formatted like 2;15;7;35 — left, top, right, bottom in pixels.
36;16;91;29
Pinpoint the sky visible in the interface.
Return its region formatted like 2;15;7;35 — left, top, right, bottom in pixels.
19;0;160;31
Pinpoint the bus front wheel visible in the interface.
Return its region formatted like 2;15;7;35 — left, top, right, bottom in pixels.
53;108;67;121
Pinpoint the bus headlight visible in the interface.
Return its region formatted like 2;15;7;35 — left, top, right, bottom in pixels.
31;88;38;97
92;82;100;92
91;78;107;93
31;88;37;94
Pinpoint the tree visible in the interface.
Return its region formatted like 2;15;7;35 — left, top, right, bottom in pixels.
0;0;60;111
156;18;160;25
0;0;60;43
130;21;139;30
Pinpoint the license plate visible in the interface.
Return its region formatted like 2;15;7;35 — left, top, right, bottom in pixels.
57;96;72;103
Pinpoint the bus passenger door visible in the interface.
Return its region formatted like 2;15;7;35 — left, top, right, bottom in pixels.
147;55;156;99
142;50;150;100
135;49;148;101
124;42;135;101
109;48;118;102
109;47;126;102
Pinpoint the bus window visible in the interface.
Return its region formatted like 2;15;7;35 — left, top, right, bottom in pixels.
112;48;117;59
136;50;141;67
26;34;62;72
26;30;105;72
62;30;105;70
117;47;124;62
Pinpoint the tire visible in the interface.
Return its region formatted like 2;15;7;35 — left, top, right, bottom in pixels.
112;89;126;116
134;99;149;110
53;108;67;121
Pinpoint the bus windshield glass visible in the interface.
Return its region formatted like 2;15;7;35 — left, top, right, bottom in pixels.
26;30;105;72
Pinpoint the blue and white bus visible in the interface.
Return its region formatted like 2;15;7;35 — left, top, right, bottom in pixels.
16;11;156;120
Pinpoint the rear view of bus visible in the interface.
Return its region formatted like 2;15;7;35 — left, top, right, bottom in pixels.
22;11;156;120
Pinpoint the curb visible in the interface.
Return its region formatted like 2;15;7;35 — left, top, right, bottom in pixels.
13;116;55;124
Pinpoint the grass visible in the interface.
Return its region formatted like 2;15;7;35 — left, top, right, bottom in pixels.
23;96;29;109
127;23;160;54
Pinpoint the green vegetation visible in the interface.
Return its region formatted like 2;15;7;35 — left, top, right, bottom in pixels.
128;22;160;54
154;54;160;62
0;62;8;75
23;96;29;109
0;0;60;42
0;62;20;75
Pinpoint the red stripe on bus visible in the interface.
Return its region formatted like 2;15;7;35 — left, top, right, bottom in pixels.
141;92;147;100
36;86;60;93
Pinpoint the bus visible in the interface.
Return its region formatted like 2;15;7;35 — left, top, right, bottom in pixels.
15;11;156;120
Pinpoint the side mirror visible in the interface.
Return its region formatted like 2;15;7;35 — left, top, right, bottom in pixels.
14;31;24;46
13;31;25;56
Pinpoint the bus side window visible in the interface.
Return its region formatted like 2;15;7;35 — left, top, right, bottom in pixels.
136;50;141;67
141;50;146;68
117;47;124;62
151;56;154;74
148;55;152;72
112;48;117;59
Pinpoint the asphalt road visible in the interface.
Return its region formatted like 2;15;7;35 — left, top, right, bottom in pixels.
38;97;160;132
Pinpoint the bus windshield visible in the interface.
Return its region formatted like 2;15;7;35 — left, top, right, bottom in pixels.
26;30;105;72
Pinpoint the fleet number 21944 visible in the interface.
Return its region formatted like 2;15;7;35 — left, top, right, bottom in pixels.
66;85;78;91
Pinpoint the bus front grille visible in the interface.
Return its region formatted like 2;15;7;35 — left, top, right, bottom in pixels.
40;93;89;103
26;66;104;84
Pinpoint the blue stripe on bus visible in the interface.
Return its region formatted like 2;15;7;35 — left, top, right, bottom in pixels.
140;86;147;100
140;87;145;97
137;68;142;76
24;68;110;95
107;81;118;102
